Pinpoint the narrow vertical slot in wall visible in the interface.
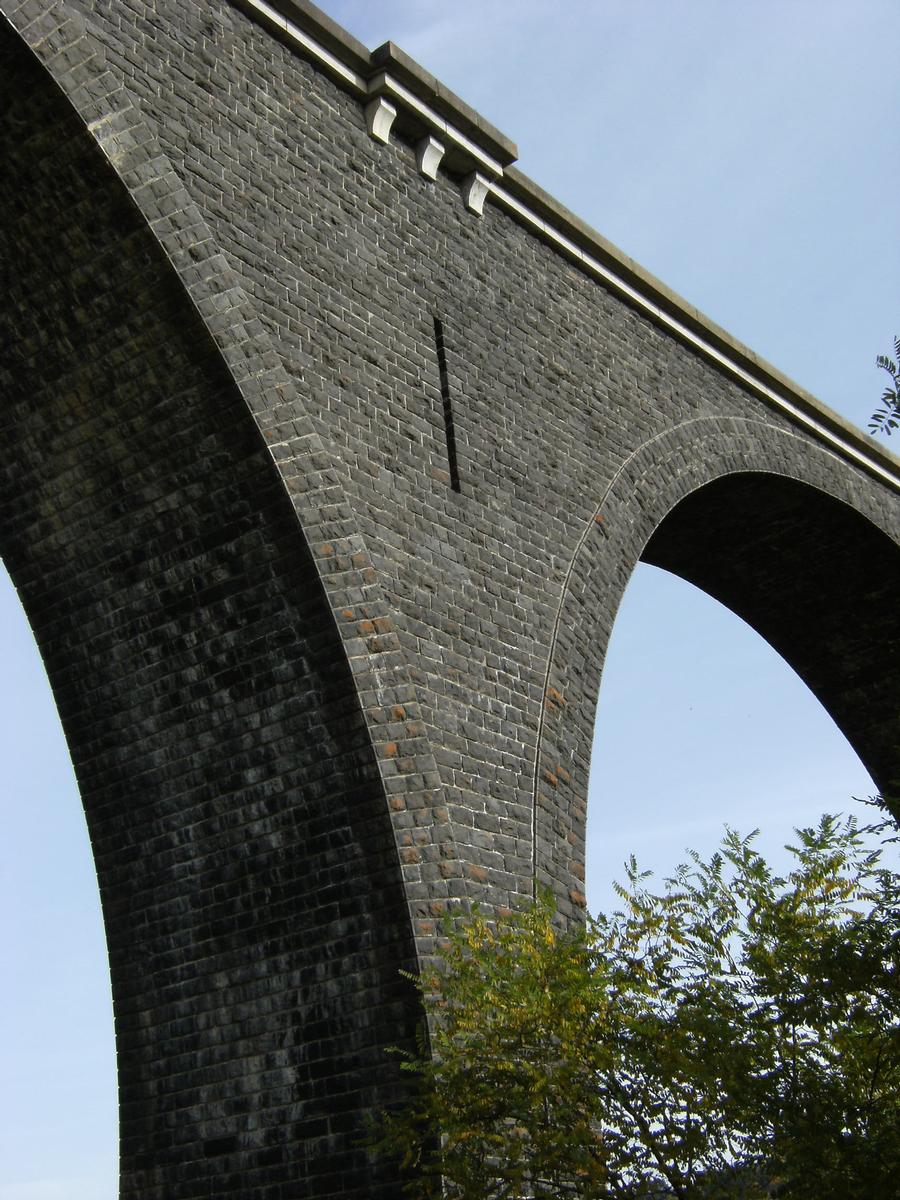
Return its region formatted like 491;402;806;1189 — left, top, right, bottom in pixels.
433;316;462;493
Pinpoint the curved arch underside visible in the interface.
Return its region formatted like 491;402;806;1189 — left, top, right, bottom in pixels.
642;473;900;805
3;4;900;1197
0;27;415;1200
535;427;900;912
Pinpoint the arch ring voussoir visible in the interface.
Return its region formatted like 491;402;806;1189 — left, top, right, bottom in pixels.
534;418;900;918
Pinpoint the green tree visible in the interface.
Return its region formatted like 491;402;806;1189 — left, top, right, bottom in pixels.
372;895;613;1199
372;816;900;1199
869;335;900;435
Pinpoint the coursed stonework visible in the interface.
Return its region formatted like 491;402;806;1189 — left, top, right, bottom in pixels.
1;2;898;1196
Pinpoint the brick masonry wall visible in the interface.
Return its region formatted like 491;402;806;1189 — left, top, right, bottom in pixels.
1;1;898;1196
0;18;418;1199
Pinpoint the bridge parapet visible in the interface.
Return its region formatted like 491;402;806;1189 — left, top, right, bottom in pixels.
237;0;897;489
2;1;898;1197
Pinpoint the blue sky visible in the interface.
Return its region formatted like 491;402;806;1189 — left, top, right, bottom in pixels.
2;1;898;1195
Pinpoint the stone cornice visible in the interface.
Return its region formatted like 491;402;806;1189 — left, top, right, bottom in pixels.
232;0;372;83
368;41;517;167
228;0;900;491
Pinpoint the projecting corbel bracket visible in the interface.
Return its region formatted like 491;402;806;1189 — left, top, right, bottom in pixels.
365;96;397;144
416;134;446;180
461;171;490;216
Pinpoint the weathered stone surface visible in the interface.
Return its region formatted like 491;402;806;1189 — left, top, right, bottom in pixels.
1;1;898;1196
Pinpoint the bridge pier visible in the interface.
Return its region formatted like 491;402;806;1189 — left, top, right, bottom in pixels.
2;1;898;1194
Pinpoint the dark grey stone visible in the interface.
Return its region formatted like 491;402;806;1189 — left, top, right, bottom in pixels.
1;1;898;1196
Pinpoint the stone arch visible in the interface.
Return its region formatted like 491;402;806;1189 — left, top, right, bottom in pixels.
0;15;420;1199
535;418;900;918
1;0;462;936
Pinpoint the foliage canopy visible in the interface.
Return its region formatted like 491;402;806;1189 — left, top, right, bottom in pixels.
869;334;900;435
372;816;900;1199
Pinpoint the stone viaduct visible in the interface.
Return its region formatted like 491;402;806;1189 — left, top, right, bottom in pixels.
1;1;898;1195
